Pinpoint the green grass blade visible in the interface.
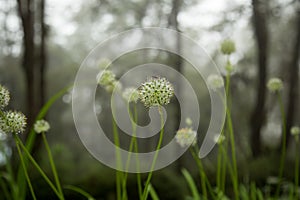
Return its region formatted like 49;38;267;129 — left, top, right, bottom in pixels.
182;168;200;200
148;184;160;200
64;185;95;200
256;188;264;200
16;85;72;199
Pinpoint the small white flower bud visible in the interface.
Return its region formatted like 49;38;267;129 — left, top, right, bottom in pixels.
207;74;224;91
267;78;283;93
175;128;197;148
34;119;50;133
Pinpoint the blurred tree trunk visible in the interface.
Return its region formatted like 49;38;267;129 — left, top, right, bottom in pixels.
168;0;183;172
16;0;37;130
285;9;300;148
250;0;269;157
39;0;46;108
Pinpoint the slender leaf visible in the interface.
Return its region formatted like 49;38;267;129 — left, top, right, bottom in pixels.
182;168;200;200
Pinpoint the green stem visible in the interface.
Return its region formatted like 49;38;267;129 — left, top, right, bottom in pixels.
295;139;299;200
141;106;164;200
190;146;216;199
42;132;64;199
111;96;123;200
14;136;63;199
220;142;227;192
225;74;239;200
121;106;138;200
275;93;287;198
13;134;36;200
113;118;122;200
190;147;207;199
0;175;11;200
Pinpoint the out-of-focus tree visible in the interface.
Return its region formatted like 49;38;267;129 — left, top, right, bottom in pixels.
16;0;48;134
285;5;300;148
250;0;269;157
16;0;36;128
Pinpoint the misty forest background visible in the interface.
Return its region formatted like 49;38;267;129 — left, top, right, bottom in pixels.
0;0;300;199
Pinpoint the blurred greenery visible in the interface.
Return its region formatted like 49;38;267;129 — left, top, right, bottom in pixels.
0;0;300;199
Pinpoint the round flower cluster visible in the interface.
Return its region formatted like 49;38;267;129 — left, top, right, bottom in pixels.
175;128;197;148
139;77;174;108
97;70;121;93
122;87;139;103
291;126;300;135
0;111;27;134
207;74;224;91
34;119;50;133
291;126;300;140
267;78;283;93
97;70;116;86
221;40;236;55
0;85;10;108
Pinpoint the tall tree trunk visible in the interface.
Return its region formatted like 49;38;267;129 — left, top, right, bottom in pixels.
285;9;300;148
250;0;269;157
39;0;46;108
16;0;36;130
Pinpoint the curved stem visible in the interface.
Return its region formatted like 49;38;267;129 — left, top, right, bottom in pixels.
13;134;36;200
42;132;64;199
142;106;164;200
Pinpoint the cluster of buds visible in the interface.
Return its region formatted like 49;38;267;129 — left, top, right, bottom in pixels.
221;39;236;55
267;78;283;93
175;127;197;148
97;70;122;93
291;126;300;141
207;74;224;91
138;77;174;108
220;39;236;75
0;84;27;134
34;119;50;134
175;118;198;148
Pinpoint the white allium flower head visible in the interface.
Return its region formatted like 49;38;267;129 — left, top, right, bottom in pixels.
139;77;174;108
34;119;50;133
97;70;116;86
0;111;27;134
207;74;224;91
267;78;283;93
0;85;10;108
213;134;225;145
175;128;197;148
122;87;139;103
